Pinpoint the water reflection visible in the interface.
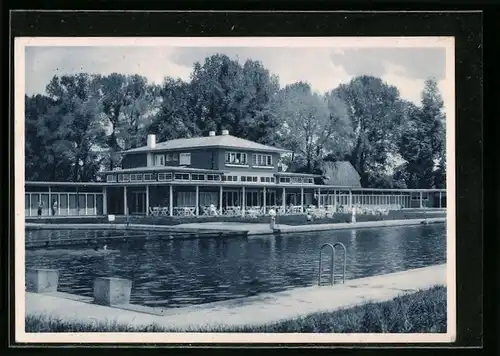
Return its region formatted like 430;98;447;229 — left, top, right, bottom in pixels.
25;224;446;308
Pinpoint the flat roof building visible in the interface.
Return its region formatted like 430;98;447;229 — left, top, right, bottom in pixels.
24;131;446;218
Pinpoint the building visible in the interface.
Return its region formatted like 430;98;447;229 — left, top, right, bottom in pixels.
24;130;447;217
322;161;362;187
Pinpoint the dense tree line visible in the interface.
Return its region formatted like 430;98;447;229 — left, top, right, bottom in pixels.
25;54;446;188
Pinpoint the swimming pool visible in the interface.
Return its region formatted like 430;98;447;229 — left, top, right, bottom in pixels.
25;224;446;308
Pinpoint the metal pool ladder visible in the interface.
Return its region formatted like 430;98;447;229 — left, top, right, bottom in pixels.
318;242;347;286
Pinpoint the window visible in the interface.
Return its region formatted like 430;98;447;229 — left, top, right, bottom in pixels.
225;152;248;165
172;153;179;161
106;174;116;182
118;174;130;182
207;174;221;181
130;173;143;182
143;173;155;181
260;176;274;183
304;178;314;184
200;192;218;206
191;174;206;181
252;154;273;167
279;177;291;183
174;173;190;181
179;153;191;165
177;191;196;207
155;154;165;166
241;176;258;182
223;175;238;182
158;173;172;181
165;154;172;162
291;177;302;184
412;193;429;200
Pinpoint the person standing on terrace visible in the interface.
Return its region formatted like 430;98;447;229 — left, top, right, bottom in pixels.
37;201;43;217
51;199;58;216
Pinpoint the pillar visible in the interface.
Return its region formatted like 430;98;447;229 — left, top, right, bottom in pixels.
242;186;246;217
300;187;304;213
93;277;132;306
263;187;267;213
219;185;223;214
439;191;442;208
169;185;173;217
419;191;423;209
317;188;321;208
76;187;79;216
103;187;108;215
282;187;286;213
195;185;199;216
123;186;127;215
26;268;59;293
145;185;149;216
349;190;353;207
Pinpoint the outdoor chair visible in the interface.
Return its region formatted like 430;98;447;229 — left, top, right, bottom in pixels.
160;207;169;216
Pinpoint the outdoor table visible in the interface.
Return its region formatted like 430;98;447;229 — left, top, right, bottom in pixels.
225;207;241;216
183;207;196;216
246;207;261;218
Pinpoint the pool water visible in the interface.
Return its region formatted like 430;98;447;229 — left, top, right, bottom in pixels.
25;224;446;308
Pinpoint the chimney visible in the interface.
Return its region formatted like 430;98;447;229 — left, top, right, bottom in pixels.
147;134;156;149
209;131;216;137
221;129;229;136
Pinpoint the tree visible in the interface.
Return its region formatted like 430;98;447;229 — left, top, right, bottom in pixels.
24;94;71;181
149;78;197;142
99;73;161;169
332;76;407;186
188;54;280;142
43;74;107;181
398;78;446;188
273;82;352;173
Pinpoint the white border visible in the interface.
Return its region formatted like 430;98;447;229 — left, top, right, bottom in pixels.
14;36;456;344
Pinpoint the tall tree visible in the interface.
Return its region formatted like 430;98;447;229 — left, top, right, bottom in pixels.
149;78;197;142
43;74;107;181
188;54;280;142
24;94;70;181
332;75;407;186
273;82;352;173
99;73;161;169
398;78;446;188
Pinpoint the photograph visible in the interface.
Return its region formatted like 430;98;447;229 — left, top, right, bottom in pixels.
15;36;455;344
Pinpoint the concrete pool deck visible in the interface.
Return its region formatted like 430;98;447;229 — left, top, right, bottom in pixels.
25;217;446;236
25;264;446;330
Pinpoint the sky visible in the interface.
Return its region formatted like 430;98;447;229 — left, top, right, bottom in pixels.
25;45;448;106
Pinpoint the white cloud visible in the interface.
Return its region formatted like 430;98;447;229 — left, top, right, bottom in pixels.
25;46;449;108
382;61;448;109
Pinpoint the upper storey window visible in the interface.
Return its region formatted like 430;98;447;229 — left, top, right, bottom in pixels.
225;152;248;165
179;153;191;165
155;154;165;166
252;154;273;167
